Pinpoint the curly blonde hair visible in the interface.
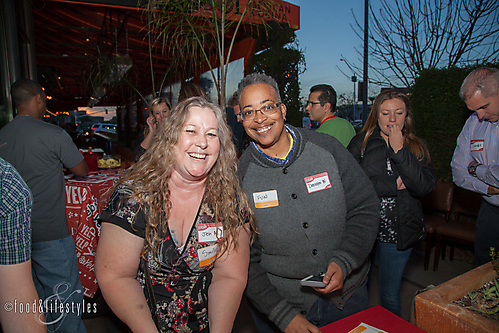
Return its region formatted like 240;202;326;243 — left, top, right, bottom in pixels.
115;96;255;260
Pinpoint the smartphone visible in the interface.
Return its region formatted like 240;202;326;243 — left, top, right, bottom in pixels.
300;274;326;288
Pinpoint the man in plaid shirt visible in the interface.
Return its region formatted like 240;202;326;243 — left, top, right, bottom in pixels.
0;157;45;332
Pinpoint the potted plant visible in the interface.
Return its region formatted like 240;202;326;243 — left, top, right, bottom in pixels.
415;249;499;332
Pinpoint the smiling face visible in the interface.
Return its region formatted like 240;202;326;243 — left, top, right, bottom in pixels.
465;91;499;123
152;102;169;123
239;83;288;155
377;98;407;138
172;106;220;182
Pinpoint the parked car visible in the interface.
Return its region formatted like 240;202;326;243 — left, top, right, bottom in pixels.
90;123;117;140
351;120;363;128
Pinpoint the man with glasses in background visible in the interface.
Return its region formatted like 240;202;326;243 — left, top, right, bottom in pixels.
237;73;379;332
306;84;356;147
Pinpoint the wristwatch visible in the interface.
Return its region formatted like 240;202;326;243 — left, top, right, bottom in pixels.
468;163;481;177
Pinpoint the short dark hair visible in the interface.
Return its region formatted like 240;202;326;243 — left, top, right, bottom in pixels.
178;82;207;103
236;73;281;104
227;91;238;108
459;67;499;100
310;84;337;112
11;79;44;107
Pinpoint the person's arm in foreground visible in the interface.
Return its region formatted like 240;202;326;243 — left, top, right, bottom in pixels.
347;133;398;197
95;222;158;333
208;224;251;332
468;160;499;194
0;261;46;332
140;117;156;150
68;160;89;178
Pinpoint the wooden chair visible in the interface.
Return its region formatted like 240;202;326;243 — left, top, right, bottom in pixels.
433;186;482;271
420;182;455;270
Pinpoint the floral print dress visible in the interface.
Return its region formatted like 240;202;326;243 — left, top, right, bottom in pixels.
100;185;224;332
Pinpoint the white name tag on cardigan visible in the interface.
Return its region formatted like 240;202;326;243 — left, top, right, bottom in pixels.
253;190;279;209
470;139;484;151
304;172;332;193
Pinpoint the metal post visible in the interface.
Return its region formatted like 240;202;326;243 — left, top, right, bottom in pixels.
19;0;37;81
0;0;21;124
352;75;357;120
362;0;369;123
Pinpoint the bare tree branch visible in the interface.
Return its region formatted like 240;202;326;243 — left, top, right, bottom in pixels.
348;0;499;88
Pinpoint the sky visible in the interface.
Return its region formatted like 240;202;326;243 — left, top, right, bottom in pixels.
220;0;371;107
288;0;370;102
78;106;117;121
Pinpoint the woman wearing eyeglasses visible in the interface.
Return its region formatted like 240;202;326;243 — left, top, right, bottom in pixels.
133;97;171;161
347;89;436;316
95;97;255;332
237;73;380;332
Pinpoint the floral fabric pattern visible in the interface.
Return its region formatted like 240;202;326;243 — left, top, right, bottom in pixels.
378;158;397;243
100;186;222;332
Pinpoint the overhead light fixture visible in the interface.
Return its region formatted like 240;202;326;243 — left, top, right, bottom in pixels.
87;86;106;108
104;54;133;84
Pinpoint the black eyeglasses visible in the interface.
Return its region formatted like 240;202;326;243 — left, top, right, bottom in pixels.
241;102;282;121
305;101;321;106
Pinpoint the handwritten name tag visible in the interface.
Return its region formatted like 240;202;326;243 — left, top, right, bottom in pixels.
253;190;279;209
197;223;223;243
470;139;484;151
304;172;332;193
198;244;218;267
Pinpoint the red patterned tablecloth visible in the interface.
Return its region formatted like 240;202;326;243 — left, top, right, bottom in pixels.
320;306;426;333
65;170;122;297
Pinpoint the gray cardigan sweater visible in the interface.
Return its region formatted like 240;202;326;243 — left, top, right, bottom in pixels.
239;125;380;331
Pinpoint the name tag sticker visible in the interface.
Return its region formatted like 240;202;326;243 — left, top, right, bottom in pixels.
304;172;332;193
253;190;279;209
470;140;484;152
197;223;223;243
198;244;218;267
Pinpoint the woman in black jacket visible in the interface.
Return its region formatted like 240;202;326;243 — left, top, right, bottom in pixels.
347;89;436;316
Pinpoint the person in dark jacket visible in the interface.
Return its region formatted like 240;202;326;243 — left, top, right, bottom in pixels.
347;89;436;316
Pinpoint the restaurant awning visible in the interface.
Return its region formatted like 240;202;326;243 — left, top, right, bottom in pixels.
30;0;300;110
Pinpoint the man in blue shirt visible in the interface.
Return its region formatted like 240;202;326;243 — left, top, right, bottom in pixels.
451;67;499;266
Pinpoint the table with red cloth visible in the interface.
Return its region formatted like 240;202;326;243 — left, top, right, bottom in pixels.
320;306;425;333
65;170;122;297
79;148;104;172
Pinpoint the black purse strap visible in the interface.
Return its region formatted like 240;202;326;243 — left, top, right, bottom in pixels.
140;256;161;331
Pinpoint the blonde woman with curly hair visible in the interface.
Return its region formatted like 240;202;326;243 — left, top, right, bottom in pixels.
133;97;171;161
96;97;255;332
